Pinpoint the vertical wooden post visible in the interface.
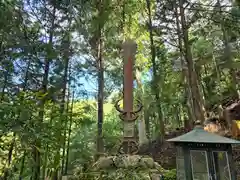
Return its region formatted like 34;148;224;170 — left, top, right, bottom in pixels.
122;40;137;139
115;39;142;154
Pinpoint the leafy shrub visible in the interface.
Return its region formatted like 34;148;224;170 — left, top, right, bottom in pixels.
162;169;176;180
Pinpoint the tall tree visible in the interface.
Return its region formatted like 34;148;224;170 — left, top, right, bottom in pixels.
179;0;205;124
146;0;165;136
96;0;104;156
32;0;57;179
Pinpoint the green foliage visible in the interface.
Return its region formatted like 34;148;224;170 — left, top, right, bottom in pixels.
71;168;153;180
163;169;177;180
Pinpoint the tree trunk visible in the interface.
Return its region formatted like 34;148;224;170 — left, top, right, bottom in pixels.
0;69;8;102
3;59;31;180
195;64;206;115
53;33;70;180
217;0;238;99
179;0;205;124
135;69;147;145
64;91;75;175
144;109;150;139
2;132;15;180
18;151;26;180
96;0;104;157
174;2;194;127
222;26;238;98
146;0;165;136
33;3;56;179
42;106;55;180
61;87;71;175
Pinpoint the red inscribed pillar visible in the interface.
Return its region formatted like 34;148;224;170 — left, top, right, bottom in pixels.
122;39;137;115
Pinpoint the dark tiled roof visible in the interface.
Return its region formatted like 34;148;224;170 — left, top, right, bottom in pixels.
167;126;240;144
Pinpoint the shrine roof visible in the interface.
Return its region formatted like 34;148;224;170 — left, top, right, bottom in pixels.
167;126;240;144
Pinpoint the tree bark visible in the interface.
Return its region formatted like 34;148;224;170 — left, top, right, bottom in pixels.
174;2;194;127
146;0;165;136
0;69;8;102
61;85;71;175
179;0;205;124
96;0;104;157
64;91;75;175
135;69;147;145
18;151;26;180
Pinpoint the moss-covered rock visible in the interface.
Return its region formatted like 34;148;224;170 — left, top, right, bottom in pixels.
68;155;173;180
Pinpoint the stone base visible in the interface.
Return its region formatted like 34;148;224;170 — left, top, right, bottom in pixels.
68;155;167;180
95;155;163;170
